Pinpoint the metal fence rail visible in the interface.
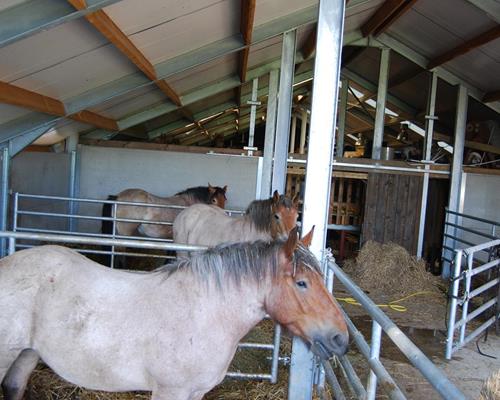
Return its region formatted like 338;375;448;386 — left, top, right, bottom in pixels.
324;259;466;400
446;239;500;359
0;229;281;383
442;208;500;277
11;192;245;266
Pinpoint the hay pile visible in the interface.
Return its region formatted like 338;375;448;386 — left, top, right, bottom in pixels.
343;241;441;297
479;369;500;400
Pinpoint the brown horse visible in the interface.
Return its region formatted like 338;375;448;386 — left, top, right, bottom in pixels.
0;228;347;400
103;184;227;240
173;191;299;256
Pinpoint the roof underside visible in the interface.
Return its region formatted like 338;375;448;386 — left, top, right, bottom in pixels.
0;0;499;150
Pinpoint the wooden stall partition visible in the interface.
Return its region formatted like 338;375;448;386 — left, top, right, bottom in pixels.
362;172;423;255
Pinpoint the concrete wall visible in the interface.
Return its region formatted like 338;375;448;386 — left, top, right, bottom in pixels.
457;172;500;252
77;145;261;232
11;152;71;230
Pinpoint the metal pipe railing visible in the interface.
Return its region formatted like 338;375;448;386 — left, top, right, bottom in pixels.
328;260;466;400
445;208;500;228
0;231;206;253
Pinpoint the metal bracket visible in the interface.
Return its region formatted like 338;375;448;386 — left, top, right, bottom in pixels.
425;115;439;120
247;100;261;106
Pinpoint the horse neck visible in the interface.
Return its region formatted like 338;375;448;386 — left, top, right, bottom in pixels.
239;216;273;241
165;268;270;338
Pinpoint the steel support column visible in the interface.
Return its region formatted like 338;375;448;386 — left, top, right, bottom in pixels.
260;70;279;198
0;147;9;256
417;72;438;258
272;30;296;193
289;115;297;153
337;79;349;158
68;150;78;232
288;0;345;398
372;48;390;160
299;109;308;154
247;78;259;156
443;85;468;278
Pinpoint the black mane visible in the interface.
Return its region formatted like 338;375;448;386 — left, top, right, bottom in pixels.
175;186;226;203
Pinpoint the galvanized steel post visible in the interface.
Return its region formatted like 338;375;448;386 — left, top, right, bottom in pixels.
272;29;296;194
372;48;390;160
337;78;349;158
417;72;438;258
260;70;279;198
288;0;345;398
0;147;10;257
289;115;297;153
299;109;308;154
366;321;382;400
443;85;468;278
68;150;78;232
247;78;259;156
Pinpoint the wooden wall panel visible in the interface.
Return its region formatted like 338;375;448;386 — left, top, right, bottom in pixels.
362;172;423;254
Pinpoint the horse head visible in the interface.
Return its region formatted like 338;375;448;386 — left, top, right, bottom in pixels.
270;190;299;239
208;183;228;208
266;227;349;359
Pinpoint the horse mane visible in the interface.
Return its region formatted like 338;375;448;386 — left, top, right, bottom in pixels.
175;186;224;203
156;240;321;290
245;195;294;232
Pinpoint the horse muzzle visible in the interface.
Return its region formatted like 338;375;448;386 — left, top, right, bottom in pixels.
310;331;349;359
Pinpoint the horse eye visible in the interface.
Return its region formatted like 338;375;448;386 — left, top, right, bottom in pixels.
296;280;308;289
274;214;280;220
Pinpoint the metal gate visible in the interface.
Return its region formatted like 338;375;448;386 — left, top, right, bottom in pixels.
9;192;282;383
445;239;500;359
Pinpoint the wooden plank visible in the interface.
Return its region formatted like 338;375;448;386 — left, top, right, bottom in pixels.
382;174;396;243
361;0;406;37
345;180;353;225
0;81;118;131
69;110;118;131
483;90;500;103
238;0;256;82
428;25;500;69
68;0;182;106
373;0;419;36
362;173;378;244
336;177;345;224
0;81;65;116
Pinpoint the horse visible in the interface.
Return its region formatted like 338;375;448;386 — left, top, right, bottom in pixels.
173;190;299;256
0;228;348;400
102;184;227;240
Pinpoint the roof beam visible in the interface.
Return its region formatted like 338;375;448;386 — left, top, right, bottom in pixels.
238;0;256;82
427;25;500;69
464;0;500;24
361;0;411;37
0;0;122;49
375;33;500;113
68;0;182;107
0;81;118;131
483;90;500;103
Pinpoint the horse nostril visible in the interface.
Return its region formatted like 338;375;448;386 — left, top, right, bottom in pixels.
331;333;348;353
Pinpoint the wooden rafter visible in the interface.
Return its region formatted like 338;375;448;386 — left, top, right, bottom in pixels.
361;0;418;37
68;0;182;107
238;0;256;82
427;25;500;69
0;81;118;131
483;90;500;103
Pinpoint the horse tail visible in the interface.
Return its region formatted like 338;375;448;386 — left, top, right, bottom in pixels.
101;195;118;235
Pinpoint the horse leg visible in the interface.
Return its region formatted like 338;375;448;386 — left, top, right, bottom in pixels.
1;349;39;400
151;386;196;400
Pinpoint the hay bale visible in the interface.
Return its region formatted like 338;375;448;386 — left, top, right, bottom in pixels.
479;369;500;400
343;241;441;297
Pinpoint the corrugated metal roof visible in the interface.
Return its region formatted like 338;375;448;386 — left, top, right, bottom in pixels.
0;0;497;149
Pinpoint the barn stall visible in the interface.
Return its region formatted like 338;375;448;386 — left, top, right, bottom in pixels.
0;0;499;399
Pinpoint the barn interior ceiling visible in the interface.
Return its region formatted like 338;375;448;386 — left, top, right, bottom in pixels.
0;0;499;154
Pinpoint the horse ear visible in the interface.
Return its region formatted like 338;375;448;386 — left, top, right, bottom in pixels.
272;190;280;203
301;225;315;247
283;226;299;260
292;193;300;208
223;185;228;193
208;183;215;194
